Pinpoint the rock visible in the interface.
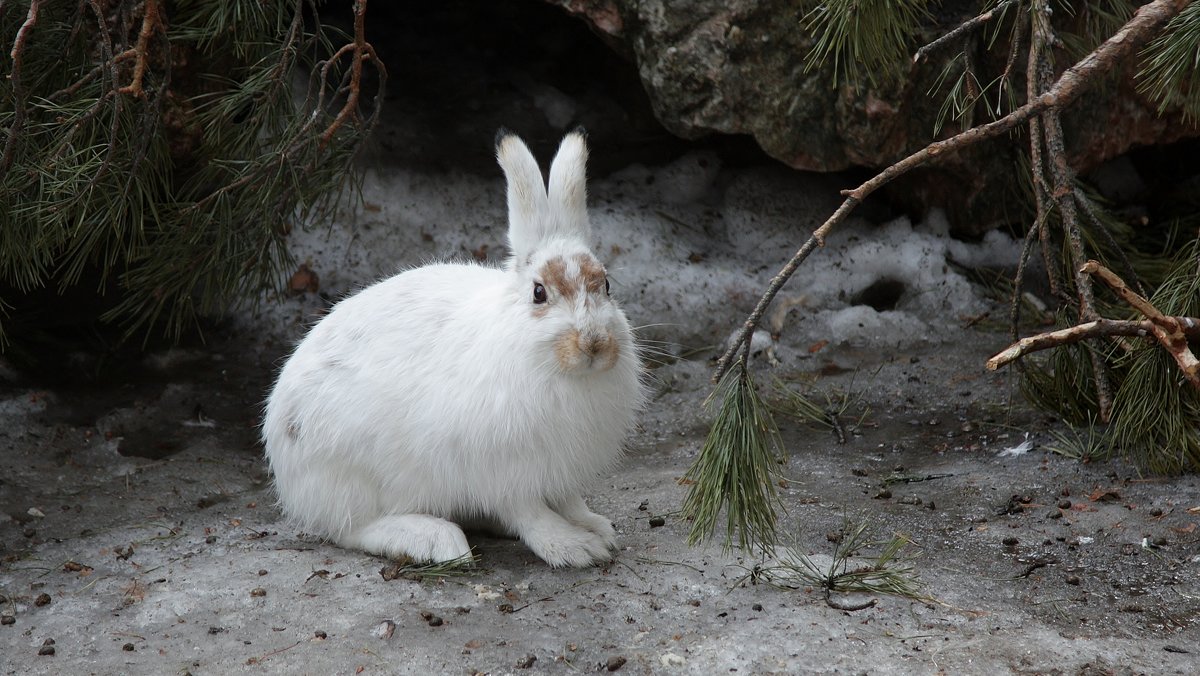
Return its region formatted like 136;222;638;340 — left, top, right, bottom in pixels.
548;0;1196;235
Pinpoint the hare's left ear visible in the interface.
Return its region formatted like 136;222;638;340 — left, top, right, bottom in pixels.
496;129;549;267
547;128;592;243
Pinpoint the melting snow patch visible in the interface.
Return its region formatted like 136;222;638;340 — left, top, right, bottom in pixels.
252;152;1023;357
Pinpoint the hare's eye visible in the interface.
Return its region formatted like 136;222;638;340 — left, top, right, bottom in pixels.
533;282;547;304
604;277;610;296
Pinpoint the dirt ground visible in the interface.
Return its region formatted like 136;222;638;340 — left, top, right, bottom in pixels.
3;6;1198;668
2;326;1198;675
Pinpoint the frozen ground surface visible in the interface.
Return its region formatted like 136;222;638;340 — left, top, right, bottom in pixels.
3;148;1200;675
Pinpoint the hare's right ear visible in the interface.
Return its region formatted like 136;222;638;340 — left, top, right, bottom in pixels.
546;128;591;243
496;130;548;267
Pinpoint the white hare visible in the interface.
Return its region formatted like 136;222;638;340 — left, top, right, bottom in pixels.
262;130;644;567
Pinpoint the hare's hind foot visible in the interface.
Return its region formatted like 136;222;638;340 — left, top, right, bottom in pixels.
342;514;471;563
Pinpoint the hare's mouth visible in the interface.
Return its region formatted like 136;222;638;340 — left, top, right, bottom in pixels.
554;329;620;373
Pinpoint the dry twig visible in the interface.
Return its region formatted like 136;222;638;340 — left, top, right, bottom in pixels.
988;261;1200;390
117;0;162;98
989;318;1176;367
319;0;383;148
1084;261;1200;389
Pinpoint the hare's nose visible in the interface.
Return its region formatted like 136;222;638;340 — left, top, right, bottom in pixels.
581;332;614;357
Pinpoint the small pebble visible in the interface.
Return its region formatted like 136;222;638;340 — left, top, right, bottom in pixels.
34;593;51;607
374;620;396;640
1002;537;1019;547
38;645;55;656
122;643;135;652
427;616;444;627
1153;536;1168;547
1065;575;1080;585
258;569;268;576
637;500;649;511
314;630;327;639
1048;511;1062;519
1150;507;1163;517
1;615;14;626
648;516;665;528
208;627;225;635
515;654;537;669
1058;500;1071;510
873;489;892;500
606;655;628;671
249;588;266;597
752;603;763;611
205;535;217;544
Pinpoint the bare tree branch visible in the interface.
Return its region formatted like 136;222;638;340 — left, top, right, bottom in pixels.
987;318;1200;369
990;261;1200;390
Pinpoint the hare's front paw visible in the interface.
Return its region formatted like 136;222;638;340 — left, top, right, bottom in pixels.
506;503;614;568
554;495;617;552
526;526;613;568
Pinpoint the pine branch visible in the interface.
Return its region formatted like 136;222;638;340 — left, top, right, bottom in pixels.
714;0;1193;384
0;0;40;178
913;0;1018;64
1084;260;1200;388
115;0;162;98
1030;0;1115;420
988;317;1199;368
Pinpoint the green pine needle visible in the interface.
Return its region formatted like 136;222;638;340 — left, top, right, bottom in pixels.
1109;238;1200;474
379;551;478;582
1137;2;1200;122
744;516;926;603
682;364;783;554
770;376;871;442
1044;417;1114;462
0;1;374;344
801;0;932;87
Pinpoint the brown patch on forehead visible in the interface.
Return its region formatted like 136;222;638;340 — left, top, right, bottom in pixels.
539;256;575;303
574;254;607;294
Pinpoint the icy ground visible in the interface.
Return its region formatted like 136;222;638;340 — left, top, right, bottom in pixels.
3;147;1199;675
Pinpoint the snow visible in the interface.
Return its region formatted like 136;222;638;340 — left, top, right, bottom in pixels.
249;147;1023;366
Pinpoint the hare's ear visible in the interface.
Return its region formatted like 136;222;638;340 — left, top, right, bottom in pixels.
547;128;591;242
496;129;548;265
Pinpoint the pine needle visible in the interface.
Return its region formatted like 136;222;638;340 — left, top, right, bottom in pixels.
801;0;931;87
1044;417;1114;462
770;376;870;444
1137;2;1200;121
742;516;926;607
379;551;478;582
681;363;783;554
